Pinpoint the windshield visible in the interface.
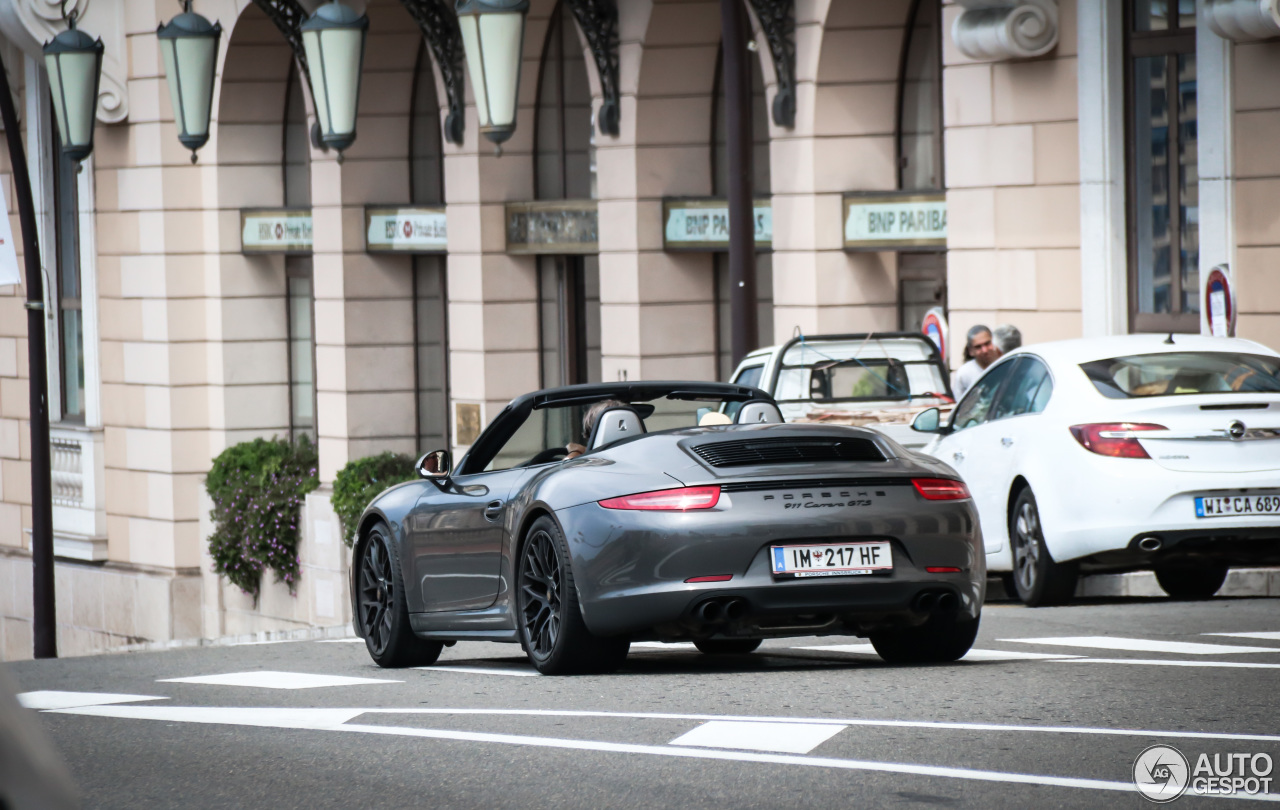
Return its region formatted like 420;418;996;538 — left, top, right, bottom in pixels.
1080;352;1280;399
774;337;949;403
483;393;744;472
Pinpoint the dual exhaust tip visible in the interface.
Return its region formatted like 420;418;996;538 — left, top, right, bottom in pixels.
913;590;959;614
695;597;749;625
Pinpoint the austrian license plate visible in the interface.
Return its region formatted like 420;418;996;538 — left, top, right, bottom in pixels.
1195;493;1280;519
770;541;893;578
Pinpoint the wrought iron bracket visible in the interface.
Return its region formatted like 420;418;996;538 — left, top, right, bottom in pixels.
250;0;311;84
566;0;621;136
398;0;467;145
745;0;796;128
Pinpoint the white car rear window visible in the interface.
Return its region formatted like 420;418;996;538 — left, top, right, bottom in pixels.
1079;352;1280;399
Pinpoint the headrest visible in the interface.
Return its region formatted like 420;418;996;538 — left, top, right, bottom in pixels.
698;411;733;426
735;400;783;424
589;407;647;450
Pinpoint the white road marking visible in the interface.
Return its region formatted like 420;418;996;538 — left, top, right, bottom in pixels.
800;644;1083;662
44;703;1280;800
17;691;167;710
669;720;847;754
1002;636;1279;655
631;642;697;651
415;665;539;677
157;671;402;689
1060;658;1280;670
1205;631;1280;641
46;704;1280;745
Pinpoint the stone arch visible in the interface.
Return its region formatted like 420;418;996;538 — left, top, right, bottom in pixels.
765;0;917;341
208;1;309;450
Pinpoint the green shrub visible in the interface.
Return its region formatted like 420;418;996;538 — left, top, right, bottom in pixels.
205;437;319;600
331;452;418;547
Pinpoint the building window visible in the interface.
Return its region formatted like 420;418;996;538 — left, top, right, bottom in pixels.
410;42;450;451
896;0;947;333
711;36;773;381
534;1;601;387
52;121;84;422
1127;0;1198;333
283;64;315;442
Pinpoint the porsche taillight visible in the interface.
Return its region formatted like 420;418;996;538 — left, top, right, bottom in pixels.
598;486;721;511
1069;423;1167;459
911;478;971;500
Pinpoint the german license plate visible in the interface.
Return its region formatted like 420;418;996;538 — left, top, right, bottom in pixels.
1195;493;1280;519
770;541;892;578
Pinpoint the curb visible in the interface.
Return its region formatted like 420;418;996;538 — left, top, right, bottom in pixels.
988;567;1280;602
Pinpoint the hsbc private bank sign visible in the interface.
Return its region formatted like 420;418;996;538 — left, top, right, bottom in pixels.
842;191;947;252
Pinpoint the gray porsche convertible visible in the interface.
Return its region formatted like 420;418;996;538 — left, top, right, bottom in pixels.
350;381;985;675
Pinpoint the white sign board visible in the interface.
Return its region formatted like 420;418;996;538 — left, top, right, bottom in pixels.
663;199;772;250
240;209;313;254
842;192;947;251
365;206;447;253
0;189;20;286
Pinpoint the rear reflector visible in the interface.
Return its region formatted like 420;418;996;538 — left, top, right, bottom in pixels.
926;566;962;574
685;575;733;583
911;478;971;500
599;485;721;511
1069;423;1167;459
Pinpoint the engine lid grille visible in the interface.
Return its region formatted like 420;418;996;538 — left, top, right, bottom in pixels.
691;437;885;467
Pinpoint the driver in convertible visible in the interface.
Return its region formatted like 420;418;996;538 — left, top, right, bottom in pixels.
565;398;628;459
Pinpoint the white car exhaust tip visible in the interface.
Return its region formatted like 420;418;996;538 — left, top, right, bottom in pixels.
1138;536;1164;552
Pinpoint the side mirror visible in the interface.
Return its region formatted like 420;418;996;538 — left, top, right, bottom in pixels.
911;407;942;434
416;449;451;480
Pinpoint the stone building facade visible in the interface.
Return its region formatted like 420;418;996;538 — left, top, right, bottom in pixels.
1;0;1277;659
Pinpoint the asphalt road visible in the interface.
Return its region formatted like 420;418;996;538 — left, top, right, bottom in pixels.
7;595;1280;809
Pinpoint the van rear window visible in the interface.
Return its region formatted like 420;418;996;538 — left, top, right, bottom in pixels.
1079;352;1280;399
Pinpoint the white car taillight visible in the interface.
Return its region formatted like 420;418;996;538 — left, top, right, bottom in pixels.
1069;423;1167;459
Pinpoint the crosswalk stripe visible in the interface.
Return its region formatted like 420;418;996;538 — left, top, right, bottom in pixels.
415;666;539;677
1001;636;1278;655
1204;631;1280;641
800;644;1082;661
1059;658;1280;670
158;671;402;689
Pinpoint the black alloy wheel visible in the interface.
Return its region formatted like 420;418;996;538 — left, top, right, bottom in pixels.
517;516;629;675
520;527;563;659
357;523;442;668
694;638;763;655
1154;562;1229;600
1009;488;1078;607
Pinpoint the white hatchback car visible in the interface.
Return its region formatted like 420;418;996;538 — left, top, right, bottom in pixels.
911;334;1280;606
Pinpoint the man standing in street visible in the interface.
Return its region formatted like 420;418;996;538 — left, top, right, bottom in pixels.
953;325;1003;401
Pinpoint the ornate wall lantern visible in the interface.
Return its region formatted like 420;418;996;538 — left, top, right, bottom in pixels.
43;13;105;163
158;3;223;163
301;0;370;158
456;0;529;148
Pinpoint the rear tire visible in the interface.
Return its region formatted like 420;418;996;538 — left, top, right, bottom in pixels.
869;613;980;664
694;638;762;655
356;522;443;668
1009;488;1078;607
1155;563;1228;600
517;516;630;675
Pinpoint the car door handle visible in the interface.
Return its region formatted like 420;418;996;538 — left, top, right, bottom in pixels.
1001;437;1014;447
952;451;964;462
483;500;504;521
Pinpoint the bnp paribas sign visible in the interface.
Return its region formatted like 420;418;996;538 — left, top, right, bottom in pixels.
842;191;946;252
